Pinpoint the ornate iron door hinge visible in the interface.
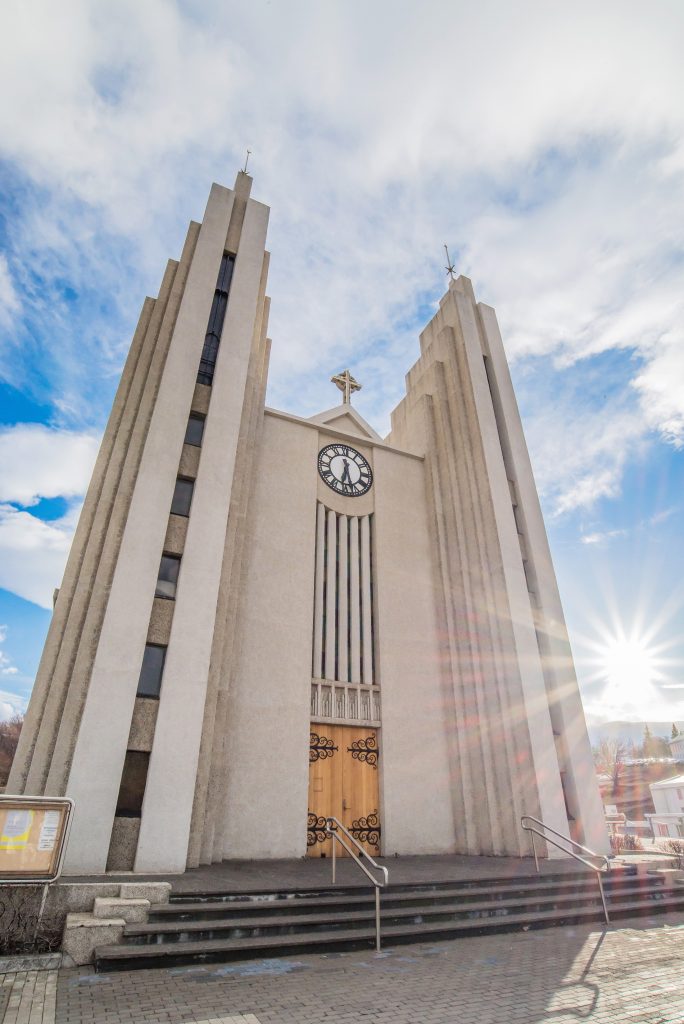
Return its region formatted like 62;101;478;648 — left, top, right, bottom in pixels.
307;812;329;847
347;734;379;767
348;811;381;852
309;732;338;763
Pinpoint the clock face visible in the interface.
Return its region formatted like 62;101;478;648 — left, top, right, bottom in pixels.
318;444;373;497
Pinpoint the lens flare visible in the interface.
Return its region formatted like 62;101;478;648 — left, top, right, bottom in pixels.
579;621;681;721
600;637;657;695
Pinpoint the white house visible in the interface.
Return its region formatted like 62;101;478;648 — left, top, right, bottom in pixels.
670;734;684;759
647;774;684;839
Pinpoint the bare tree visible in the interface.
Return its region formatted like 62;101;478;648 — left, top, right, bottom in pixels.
593;738;626;795
0;713;23;788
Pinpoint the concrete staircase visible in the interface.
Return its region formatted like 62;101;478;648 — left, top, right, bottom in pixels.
94;866;684;971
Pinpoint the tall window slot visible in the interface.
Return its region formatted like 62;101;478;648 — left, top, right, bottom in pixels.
171;477;194;517
197;253;235;385
115;751;150;817
155;554;181;600
137;643;167;699
184;414;205;447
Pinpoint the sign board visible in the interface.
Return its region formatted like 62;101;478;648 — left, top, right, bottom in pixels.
0;796;73;883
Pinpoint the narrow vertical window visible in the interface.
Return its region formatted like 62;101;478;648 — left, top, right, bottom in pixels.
184;414;205;447
115;751;150;817
155;554;181;600
171;477;194;517
197;253;235;385
137;643;167;698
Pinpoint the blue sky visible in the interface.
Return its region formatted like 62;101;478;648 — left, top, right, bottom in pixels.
0;0;683;726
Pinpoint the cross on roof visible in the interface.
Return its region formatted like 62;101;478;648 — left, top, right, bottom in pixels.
444;244;457;280
331;369;361;405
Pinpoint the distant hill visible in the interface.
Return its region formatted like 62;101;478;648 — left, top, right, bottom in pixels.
587;720;683;747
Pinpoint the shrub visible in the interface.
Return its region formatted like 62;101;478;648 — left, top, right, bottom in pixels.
658;838;684;868
0;886;62;956
609;833;643;852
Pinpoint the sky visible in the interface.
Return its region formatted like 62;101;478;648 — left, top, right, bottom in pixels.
0;0;683;729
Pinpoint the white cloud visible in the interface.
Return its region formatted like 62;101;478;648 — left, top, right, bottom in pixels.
0;503;79;608
633;332;684;448
0;624;19;676
0;425;100;506
522;386;646;516
581;529;628;546
0;0;683;516
0;695;24;721
0;254;20;328
0;426;95;607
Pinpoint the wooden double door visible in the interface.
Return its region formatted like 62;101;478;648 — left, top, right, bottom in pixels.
307;725;380;857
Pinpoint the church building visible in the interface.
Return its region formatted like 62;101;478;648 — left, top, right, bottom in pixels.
8;171;608;874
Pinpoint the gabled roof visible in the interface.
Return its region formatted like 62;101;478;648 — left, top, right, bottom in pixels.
307;403;383;443
650;773;684;788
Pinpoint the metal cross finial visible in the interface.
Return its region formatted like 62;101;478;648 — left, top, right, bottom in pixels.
444;244;456;280
243;148;252;173
331;369;361;405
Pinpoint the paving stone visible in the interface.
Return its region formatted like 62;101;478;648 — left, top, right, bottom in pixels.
4;913;684;1024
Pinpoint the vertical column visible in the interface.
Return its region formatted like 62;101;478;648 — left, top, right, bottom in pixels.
64;185;236;874
360;515;374;684
349;517;361;683
134;192;269;873
312;503;325;678
324;509;337;681
338;515;349;683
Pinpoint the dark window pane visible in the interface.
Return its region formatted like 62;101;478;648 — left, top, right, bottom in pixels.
137;643;166;698
115;750;150;817
155;554;181;600
217;252;235;292
184;415;205;448
206;291;228;339
171;477;194;517
196;253;235;386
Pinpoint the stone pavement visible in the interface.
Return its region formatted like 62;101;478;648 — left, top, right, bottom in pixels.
1;969;57;1024
2;911;683;1024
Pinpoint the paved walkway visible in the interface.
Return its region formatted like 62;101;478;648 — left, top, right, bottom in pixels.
2;911;683;1024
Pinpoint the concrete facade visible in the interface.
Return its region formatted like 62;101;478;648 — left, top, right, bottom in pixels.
8;174;608;872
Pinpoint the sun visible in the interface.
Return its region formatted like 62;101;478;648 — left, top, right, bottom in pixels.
600;637;658;697
583;625;672;719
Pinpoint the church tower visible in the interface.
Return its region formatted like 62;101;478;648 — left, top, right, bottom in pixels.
9;174;607;874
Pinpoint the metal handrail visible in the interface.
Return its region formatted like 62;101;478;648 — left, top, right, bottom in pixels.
521;815;611;924
325;816;388;950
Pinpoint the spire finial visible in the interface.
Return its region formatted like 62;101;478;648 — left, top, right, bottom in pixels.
444;244;456;281
331;369;361;405
242;148;252;174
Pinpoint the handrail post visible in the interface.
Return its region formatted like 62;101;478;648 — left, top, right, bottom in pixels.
597;872;610;925
521;814;611;926
375;887;381;951
325;815;387;952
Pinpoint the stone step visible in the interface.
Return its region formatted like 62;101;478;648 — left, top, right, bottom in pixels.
157;872;648;920
94;892;684;971
167;867;636;904
125;882;676;945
